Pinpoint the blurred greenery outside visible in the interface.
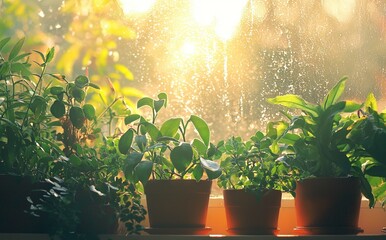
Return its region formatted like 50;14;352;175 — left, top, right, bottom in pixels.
1;0;386;142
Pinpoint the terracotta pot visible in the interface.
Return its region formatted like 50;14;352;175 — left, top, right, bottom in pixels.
294;177;363;235
144;179;212;234
223;189;281;235
0;174;53;233
75;189;118;234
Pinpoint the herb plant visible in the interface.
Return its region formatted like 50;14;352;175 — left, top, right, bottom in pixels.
217;121;295;197
118;93;221;187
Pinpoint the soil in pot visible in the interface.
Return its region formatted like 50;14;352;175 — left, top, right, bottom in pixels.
223;189;282;235
144;179;212;235
294;177;363;235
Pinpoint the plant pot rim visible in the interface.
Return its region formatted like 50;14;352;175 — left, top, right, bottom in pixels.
223;188;282;193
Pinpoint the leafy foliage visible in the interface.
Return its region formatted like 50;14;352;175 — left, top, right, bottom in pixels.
118;93;222;186
347;93;386;208
217;121;296;198
268;77;374;204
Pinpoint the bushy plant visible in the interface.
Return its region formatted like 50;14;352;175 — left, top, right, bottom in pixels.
217;121;295;198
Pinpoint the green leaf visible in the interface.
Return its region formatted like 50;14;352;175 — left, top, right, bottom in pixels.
189;115;210;146
206;168;222;180
83;104;96;120
154;99;165;112
124;114;141;125
71;86;86;103
137;97;154;109
30;96;47;116
323;76;347;110
50;100;65;118
11;52;31;62
160;118;181;137
192;139;207;156
75;75;89;88
125;152;144;179
50;86;65;95
69;106;85;129
343;100;361;112
158;92;168;107
192;165;204;181
268;94;320;117
46;47;55;63
142;122;162;141
135;135;147;152
119;128;134;154
134;160;153;185
365;164;386;178
8;38;25;61
170;143;193;173
0;37;11;52
364;93;378;111
88;82;100;89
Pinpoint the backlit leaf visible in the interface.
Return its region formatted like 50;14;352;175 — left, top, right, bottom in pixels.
119;128;134;154
170;143;193;173
189;115;210;146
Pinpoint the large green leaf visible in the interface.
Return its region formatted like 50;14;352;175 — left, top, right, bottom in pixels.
170;143;193;173
160;118;181;137
268;94;319;117
189;115;210;146
124;114;141;125
134;160;153;185
323;77;347;110
118;128;134;154
125;152;144;179
135;135;147;152
192;139;207;156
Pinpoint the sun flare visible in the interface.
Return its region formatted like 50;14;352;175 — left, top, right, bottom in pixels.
119;0;156;15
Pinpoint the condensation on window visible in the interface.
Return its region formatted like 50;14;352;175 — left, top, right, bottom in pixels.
18;0;386;142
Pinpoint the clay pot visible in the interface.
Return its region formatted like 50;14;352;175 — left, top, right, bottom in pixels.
144;179;212;234
223;189;281;235
0;174;53;233
294;177;363;235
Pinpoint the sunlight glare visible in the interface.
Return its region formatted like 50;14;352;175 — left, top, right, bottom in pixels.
191;0;248;41
322;0;356;23
119;0;156;15
181;41;196;57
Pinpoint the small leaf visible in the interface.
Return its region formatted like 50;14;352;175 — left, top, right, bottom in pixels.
88;82;100;89
50;100;65;118
83;104;96;120
9;38;25;61
135;135;147;152
154;99;165;112
46;47;55;63
124;114;141;125
50;86;65;95
75;75;89;88
364;93;378;111
69;106;85;129
134;161;153;185
119;128;134;154
160;118;181;137
158;92;168;107
71;86;85;103
170;143;193;173
192;165;204;181
0;37;11;52
137;97;154;109
192;139;207;156
189;115;210;146
323;76;347;110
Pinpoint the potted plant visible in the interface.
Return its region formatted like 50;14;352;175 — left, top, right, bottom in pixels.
268;76;374;235
33;70;147;238
118;93;222;234
0;37;60;233
217;121;295;235
347;93;386;207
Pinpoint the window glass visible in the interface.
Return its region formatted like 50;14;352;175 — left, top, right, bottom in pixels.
2;0;386;142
